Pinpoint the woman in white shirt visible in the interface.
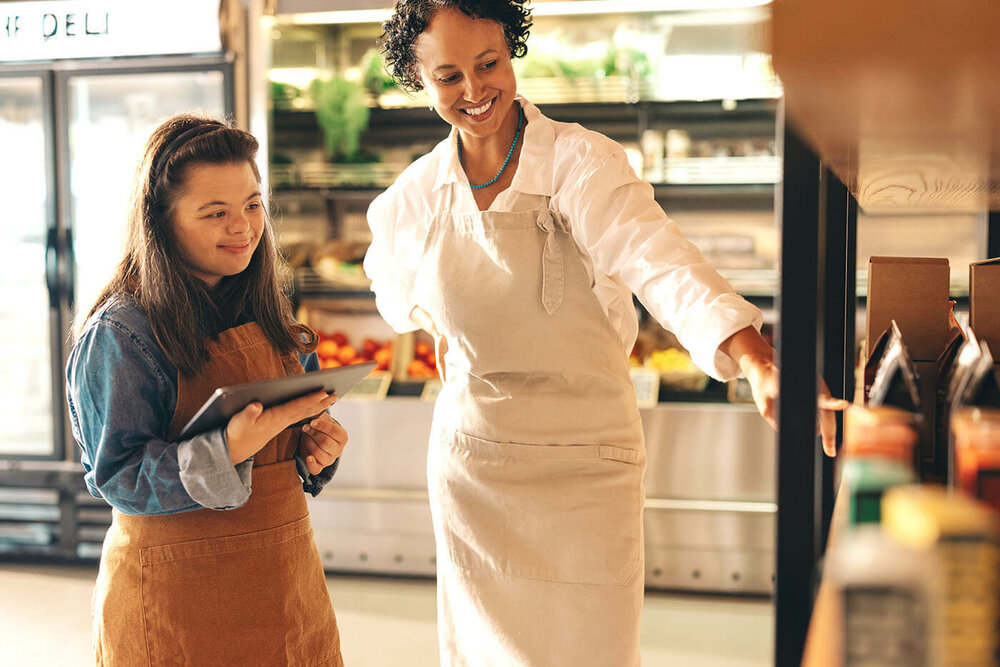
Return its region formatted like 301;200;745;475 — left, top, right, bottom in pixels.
365;2;843;664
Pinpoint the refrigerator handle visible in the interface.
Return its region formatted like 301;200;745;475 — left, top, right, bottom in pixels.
45;227;59;309
63;227;75;312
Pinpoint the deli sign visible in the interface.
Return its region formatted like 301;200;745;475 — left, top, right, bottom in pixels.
1;0;222;62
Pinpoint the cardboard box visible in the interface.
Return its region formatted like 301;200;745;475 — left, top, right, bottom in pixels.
864;256;952;482
866;256;950;362
970;257;1000;354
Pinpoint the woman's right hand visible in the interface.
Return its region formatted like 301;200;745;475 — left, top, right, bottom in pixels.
225;391;338;465
410;305;447;381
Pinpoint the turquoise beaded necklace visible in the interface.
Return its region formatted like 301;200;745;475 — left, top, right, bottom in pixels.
457;101;524;190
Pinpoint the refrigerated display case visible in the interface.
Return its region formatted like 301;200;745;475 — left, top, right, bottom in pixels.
0;1;237;558
66;68;230;314
0;74;56;459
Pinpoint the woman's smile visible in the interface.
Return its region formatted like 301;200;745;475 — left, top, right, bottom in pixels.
219;240;253;255
460;97;496;120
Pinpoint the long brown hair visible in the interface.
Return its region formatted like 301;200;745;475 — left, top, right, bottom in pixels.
80;114;313;375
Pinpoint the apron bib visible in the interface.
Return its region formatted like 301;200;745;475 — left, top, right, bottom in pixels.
92;322;343;667
414;188;647;666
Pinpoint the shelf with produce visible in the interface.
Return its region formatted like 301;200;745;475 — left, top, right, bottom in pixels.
290;267;781;303
294;289;753;406
271;98;777;134
270;98;778;198
293;267;372;302
271;180;777;203
272;180;777;201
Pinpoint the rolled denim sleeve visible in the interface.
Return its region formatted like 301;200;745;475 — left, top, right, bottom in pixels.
176;428;253;510
67;315;251;515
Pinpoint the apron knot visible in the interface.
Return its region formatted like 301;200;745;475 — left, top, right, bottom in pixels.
536;209;564;315
536;210;555;232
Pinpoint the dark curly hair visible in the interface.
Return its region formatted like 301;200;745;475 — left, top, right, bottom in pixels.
379;0;532;92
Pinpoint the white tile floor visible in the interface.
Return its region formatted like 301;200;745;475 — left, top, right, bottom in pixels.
0;563;772;666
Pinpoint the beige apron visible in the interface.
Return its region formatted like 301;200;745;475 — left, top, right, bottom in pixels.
92;322;343;666
414;188;647;666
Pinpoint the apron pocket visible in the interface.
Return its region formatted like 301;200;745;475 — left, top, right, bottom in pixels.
436;431;643;586
139;516;340;666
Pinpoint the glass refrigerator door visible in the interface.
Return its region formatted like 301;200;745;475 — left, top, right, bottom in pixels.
66;68;227;316
0;76;56;457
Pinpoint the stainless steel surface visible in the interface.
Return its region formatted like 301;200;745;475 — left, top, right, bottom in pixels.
640;402;775;593
310;397;776;593
644;498;775;513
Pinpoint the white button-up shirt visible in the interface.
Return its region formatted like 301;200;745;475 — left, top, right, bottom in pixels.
364;97;761;380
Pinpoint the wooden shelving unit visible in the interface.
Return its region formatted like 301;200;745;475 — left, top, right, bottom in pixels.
769;1;1000;663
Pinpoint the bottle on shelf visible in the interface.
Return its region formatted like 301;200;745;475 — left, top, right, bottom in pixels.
882;485;1000;666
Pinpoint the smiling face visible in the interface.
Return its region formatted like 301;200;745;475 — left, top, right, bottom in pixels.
414;7;518;141
169;161;264;287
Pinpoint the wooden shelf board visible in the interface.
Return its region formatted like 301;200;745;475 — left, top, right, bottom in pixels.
772;0;1000;214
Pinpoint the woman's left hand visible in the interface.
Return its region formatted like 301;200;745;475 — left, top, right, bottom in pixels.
299;412;348;475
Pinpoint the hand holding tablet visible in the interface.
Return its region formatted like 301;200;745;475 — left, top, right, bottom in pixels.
178;361;377;441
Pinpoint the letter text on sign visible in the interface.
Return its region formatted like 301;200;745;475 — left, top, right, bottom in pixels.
41;13;56;39
85;12;108;36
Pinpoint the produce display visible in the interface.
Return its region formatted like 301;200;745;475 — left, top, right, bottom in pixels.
407;340;439;380
635;346;709;392
315;330;392;371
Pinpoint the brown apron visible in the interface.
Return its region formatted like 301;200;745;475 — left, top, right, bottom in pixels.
92;322;343;666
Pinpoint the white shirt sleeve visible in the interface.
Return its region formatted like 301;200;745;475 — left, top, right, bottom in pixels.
560;143;762;380
363;188;422;334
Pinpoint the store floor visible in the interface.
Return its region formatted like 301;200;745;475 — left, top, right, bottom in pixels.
0;563;772;666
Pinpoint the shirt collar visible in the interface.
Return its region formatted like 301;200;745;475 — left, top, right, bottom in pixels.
432;95;556;196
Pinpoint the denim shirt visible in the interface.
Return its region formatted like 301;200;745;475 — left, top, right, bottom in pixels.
65;294;339;515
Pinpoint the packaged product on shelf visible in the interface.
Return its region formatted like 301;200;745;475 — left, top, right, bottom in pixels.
883;485;1000;666
950;339;1000;509
952;407;1000;512
842;457;916;527
826;525;942;667
864;257;952;482
928;304;966;484
944;331;985;419
969;257;1000;355
862;326;890;403
865;257;950;365
868;321;922;417
841;405;918;527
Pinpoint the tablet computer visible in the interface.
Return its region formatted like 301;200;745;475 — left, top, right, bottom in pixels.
177;360;378;440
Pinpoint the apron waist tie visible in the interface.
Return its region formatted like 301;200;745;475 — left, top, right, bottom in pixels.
536;209;565;315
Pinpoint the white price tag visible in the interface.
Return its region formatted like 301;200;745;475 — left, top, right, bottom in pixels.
420;379;443;402
341;370;391;401
629;368;660;408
